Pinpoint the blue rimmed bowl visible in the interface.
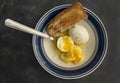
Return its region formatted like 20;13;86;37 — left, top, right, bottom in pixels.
32;4;108;79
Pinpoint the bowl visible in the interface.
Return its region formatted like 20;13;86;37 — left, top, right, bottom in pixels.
32;4;108;79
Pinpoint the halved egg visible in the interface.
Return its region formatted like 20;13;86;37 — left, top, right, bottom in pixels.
61;45;84;64
57;36;74;52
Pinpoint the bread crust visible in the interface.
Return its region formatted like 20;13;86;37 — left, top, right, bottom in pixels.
47;2;88;38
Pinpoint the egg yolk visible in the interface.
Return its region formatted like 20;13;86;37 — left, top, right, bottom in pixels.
57;36;74;52
72;47;84;64
61;45;84;64
62;36;73;51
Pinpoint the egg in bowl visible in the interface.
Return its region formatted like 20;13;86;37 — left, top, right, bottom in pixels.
57;35;84;64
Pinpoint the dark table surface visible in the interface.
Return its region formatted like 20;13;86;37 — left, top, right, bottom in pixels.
0;0;120;83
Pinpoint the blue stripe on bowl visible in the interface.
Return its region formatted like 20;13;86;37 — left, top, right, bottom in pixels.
32;4;108;79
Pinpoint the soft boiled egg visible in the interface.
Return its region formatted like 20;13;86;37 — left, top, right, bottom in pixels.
61;45;84;64
69;24;89;44
57;36;74;52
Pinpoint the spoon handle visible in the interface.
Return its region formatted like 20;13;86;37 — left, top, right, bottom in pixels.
5;18;53;40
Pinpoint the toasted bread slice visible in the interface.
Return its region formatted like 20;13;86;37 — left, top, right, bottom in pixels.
47;2;88;38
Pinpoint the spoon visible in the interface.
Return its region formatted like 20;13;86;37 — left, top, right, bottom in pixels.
5;18;54;40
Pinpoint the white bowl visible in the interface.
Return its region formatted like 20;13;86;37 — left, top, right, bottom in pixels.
32;4;108;79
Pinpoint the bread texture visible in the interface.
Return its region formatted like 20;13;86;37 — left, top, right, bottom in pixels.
47;2;88;38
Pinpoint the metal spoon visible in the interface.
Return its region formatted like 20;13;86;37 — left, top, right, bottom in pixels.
5;18;54;40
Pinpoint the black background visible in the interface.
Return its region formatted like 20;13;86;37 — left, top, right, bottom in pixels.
0;0;120;83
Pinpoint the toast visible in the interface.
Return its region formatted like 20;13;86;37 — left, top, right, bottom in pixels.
47;2;88;38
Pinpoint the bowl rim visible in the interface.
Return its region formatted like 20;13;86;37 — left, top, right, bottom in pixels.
32;4;108;79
